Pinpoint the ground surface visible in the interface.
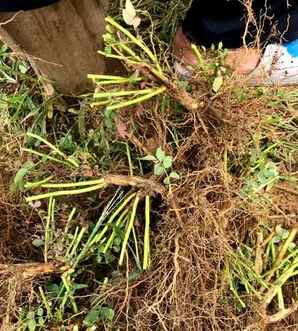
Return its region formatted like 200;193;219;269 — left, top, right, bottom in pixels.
0;1;298;330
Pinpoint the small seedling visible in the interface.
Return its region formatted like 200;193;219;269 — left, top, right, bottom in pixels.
141;147;180;185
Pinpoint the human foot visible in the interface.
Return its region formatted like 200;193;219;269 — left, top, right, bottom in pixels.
172;28;198;66
225;48;261;75
173;28;260;74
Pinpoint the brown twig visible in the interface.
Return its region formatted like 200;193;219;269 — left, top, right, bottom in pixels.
276;184;298;196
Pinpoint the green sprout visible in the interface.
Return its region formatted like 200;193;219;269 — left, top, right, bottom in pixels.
141;147;180;185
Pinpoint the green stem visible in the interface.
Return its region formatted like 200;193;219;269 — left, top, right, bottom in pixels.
191;44;205;69
92;80;136;86
143;195;151;270
106;87;166;111
98;50;132;61
93;88;157;99
65;226;79;258
119;195;140;266
103;209;128;254
27;133;67;160
126;143;133;177
44;197;53;263
60;273;78;314
87;74;129;80
27;133;79;168
63;208;77;241
51;197;56;233
23;148;70;167
90;100;111;107
26;183;106;202
277;287;285;310
73;193;136;267
119;43;141;61
41;178;105;189
69;227;87;258
266;228;298;282
25;176;53;190
88;74;143;85
106;17;157;64
90;196;134;247
132;225;140;268
276;228;298;266
39;286;52;319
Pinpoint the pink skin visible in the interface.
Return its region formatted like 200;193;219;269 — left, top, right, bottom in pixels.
173;28;261;75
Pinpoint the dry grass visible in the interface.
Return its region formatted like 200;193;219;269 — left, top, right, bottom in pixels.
0;1;298;330
97;76;297;329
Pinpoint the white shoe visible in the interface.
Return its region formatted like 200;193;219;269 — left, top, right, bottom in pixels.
248;41;298;86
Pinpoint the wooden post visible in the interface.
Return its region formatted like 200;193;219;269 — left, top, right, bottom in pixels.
0;0;109;94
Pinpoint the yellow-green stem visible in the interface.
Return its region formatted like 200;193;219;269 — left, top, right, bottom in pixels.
26;183;106;202
106;87;166;111
143;195;151;270
41;178;105;189
119;195;140;266
105;17;157;64
93;88;157;99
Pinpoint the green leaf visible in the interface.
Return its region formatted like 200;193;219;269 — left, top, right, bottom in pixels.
27;318;37;331
154;164;164;176
37;308;44;317
129;71;140;84
104;45;112;54
169;171;180;179
72;283;88;290
59;134;76;153
163;156;173;169
46;283;60;298
155;147;165;161
19;63;28;74
32;239;44;248
163;177;171;185
288;242;296;251
11;161;35;192
27;311;35;319
84;309;99;327
212;76;223;93
38;317;45;327
140;155;156;162
98;306;115;322
104;108;116;129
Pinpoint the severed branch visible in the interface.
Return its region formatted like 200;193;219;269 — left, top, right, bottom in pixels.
104;174;164;195
0;262;67;280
